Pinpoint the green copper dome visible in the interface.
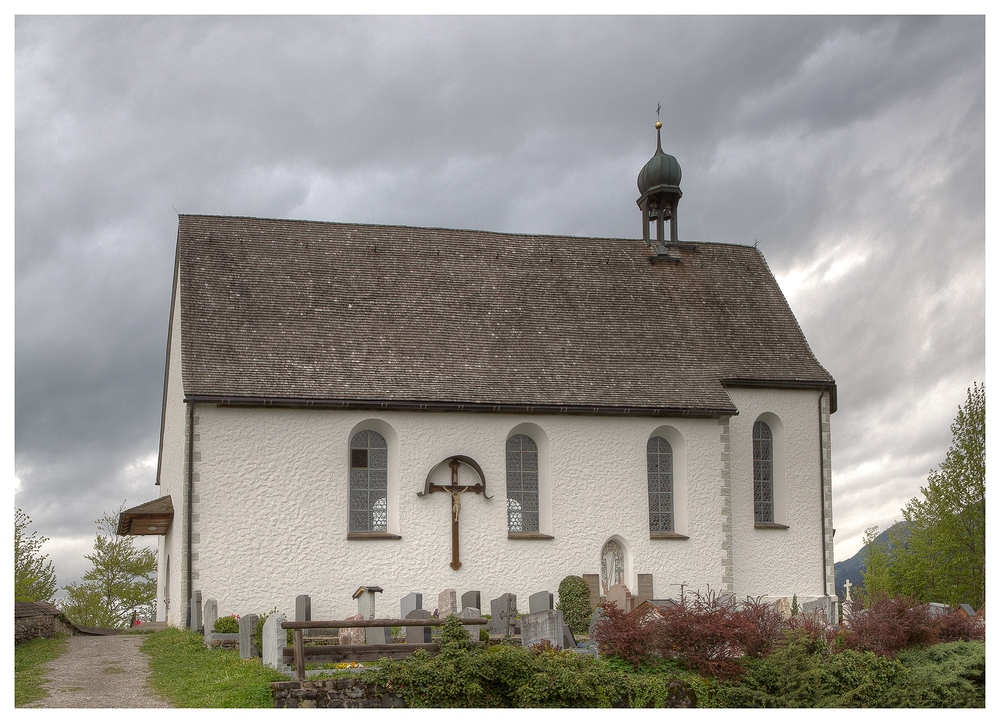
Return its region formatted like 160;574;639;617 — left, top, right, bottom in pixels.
637;123;682;195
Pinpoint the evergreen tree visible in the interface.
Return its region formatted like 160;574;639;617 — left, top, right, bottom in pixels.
60;503;157;628
15;508;58;603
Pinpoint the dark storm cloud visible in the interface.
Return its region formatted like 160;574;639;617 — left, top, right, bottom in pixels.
15;15;985;587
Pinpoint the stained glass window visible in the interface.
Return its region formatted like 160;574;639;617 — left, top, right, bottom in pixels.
350;430;388;532
647;436;674;532
506;434;539;532
753;421;774;524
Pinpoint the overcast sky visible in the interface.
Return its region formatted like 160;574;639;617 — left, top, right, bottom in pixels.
14;14;985;593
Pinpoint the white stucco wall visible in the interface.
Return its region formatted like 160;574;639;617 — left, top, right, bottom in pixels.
156;269;188;627
187;407;740;621
726;388;830;601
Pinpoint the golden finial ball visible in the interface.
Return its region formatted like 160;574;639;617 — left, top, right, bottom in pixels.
655;121;662;129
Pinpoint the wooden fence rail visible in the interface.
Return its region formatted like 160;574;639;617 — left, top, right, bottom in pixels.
281;617;488;679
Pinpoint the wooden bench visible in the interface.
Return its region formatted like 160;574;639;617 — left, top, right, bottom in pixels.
281;617;488;680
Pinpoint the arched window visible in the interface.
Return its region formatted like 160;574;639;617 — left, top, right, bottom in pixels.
647;436;674;533
350;430;388;532
753;420;774;524
506;434;539;532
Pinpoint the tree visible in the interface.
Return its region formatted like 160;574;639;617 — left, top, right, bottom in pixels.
60;503;157;628
863;384;985;608
15;508;58;603
858;525;896;604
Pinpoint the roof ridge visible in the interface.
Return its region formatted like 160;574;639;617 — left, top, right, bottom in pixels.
177;213;757;249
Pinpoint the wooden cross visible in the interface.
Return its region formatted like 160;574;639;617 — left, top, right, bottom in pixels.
428;459;485;570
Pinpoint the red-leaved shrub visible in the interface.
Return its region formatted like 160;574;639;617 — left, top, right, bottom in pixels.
647;588;762;680
788;608;837;649
838;595;937;657
732;595;787;658
589;601;650;670
935;610;985;643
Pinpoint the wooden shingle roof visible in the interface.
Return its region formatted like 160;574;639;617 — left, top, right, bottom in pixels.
175;215;835;416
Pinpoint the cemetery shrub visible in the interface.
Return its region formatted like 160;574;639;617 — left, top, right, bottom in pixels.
556;575;593;634
364;614;695;707
884;641;985;708
837;595;937;657
589;601;651;670
836;594;987;658
730;595;785;659
934;609;986;643
212;614;240;633
712;628;907;708
647;588;756;680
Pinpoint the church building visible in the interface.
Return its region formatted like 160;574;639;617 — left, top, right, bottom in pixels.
120;123;838;626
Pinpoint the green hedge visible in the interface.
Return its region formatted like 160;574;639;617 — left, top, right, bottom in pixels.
362;616;695;708
710;631;985;708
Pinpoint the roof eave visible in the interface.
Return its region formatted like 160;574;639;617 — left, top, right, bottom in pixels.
720;378;838;414
183;394;737;418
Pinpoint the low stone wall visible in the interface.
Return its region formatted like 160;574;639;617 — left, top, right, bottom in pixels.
271;678;405;708
15;613;76;645
205;633;240;651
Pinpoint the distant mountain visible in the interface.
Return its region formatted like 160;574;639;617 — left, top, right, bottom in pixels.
833;522;910;599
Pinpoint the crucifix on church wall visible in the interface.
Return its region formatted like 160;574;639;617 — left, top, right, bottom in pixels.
421;456;491;570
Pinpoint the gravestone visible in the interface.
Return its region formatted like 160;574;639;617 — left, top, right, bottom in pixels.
338;613;365;645
528;590;553;614
438;589;457;617
405;609;432;644
354;586;390;644
239;613;260;659
295;595;311;622
461;590;481;611
800;596;836;624
773;597;792;620
203;598;218;643
586;606;605;653
562;623;577;649
583;574;601;609
606;583;631;613
262;613;292;674
488;593;517;636
521;609;564;648
190;589;203;632
400;592;423;620
637;574;653;606
459;606;481;640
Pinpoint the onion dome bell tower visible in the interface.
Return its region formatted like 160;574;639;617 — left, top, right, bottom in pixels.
637;120;682;248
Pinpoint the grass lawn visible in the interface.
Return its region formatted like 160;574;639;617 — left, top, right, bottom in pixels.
142;627;290;707
14;635;69;707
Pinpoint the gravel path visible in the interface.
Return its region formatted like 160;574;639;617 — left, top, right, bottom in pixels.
27;634;172;708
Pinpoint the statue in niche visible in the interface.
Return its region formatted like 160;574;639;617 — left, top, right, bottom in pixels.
600;539;625;593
